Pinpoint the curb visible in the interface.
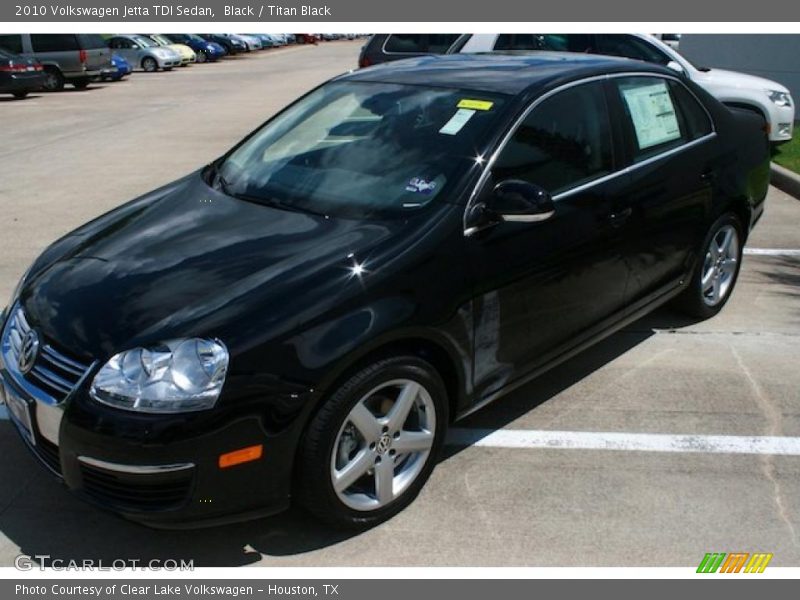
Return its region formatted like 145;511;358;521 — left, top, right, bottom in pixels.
770;162;800;199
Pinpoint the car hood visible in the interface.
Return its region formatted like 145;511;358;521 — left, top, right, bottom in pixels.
693;67;790;94
20;172;420;360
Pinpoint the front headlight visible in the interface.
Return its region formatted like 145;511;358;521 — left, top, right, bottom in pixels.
767;90;793;107
206;44;215;51
90;338;229;413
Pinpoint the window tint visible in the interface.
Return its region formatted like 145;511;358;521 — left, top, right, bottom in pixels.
427;34;460;53
668;81;713;139
595;34;671;65
78;34;109;49
0;34;24;54
31;34;79;53
384;34;426;53
492;82;613;195
383;34;459;54
494;34;593;52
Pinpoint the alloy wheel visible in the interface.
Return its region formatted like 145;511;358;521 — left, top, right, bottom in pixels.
331;379;436;511
701;224;739;306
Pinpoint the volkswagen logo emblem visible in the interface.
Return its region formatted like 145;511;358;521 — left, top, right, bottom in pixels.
18;330;40;375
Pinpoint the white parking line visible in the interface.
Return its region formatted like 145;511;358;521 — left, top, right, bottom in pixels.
447;428;800;456
744;248;800;256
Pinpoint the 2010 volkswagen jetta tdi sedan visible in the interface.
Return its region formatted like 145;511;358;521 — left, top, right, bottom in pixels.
1;53;769;528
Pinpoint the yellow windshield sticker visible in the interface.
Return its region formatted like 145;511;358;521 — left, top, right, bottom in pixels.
457;99;494;111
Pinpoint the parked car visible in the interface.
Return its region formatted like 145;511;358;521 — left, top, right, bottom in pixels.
229;34;263;52
454;34;795;143
199;33;245;55
107;35;181;72
0;33;111;91
100;53;132;82
1;54;768;529
161;34;224;63
0;48;45;98
252;34;280;48
357;34;462;68
143;34;196;66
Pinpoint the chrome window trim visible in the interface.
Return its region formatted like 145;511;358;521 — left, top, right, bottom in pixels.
462;71;717;236
77;456;195;474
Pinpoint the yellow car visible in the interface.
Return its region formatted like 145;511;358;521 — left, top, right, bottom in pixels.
145;34;196;65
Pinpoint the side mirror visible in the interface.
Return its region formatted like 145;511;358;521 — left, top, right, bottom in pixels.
488;179;555;223
666;60;684;74
465;179;555;235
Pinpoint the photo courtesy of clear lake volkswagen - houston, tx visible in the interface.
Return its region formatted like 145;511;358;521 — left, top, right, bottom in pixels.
1;37;777;530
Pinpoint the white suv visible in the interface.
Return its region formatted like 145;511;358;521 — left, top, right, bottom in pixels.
454;33;794;143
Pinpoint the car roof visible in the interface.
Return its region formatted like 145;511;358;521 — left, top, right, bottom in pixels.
341;52;672;96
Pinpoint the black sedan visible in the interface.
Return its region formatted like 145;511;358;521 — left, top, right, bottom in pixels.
0;54;769;528
0;48;45;99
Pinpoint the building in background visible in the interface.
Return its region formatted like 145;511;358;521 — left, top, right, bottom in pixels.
678;34;800;115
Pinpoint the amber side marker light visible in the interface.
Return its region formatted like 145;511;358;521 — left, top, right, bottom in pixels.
219;444;263;468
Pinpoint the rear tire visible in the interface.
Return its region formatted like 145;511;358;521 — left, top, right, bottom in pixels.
13;92;28;99
72;79;90;90
296;356;448;529
674;212;743;319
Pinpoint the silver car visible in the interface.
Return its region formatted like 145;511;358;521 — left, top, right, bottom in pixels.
108;35;181;72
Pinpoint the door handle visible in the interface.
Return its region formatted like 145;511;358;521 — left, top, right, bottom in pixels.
607;207;632;228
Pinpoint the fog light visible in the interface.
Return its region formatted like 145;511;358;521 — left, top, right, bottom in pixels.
219;445;263;468
777;123;793;137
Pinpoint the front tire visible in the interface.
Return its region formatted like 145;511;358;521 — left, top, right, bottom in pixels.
196;50;207;63
42;67;64;91
674;212;743;319
296;356;448;528
13;91;28;99
142;57;158;72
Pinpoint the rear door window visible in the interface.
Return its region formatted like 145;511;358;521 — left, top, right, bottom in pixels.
595;35;671;65
491;81;614;195
31;34;80;53
494;34;593;52
0;34;24;54
612;76;711;162
383;34;459;54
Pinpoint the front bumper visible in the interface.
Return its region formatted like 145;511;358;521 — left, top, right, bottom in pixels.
766;103;795;142
0;309;304;528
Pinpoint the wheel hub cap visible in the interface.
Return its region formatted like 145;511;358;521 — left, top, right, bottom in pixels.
376;433;392;455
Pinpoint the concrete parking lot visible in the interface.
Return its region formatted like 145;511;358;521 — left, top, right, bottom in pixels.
1;40;799;567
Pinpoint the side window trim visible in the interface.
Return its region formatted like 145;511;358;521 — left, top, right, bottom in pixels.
463;72;717;235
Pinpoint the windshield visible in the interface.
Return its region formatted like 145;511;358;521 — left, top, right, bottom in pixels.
150;35;171;46
187;34;206;43
215;81;507;219
133;36;155;48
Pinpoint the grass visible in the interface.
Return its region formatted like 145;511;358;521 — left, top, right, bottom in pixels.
772;125;800;174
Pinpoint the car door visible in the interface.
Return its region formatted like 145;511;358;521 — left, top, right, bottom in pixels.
109;37;137;66
606;75;715;305
466;80;635;397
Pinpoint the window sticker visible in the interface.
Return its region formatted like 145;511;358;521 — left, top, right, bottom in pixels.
439;108;476;135
457;99;494;111
620;81;681;150
405;177;437;194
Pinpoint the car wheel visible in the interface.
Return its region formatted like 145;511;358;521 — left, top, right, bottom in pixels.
675;213;743;319
142;57;158;72
42;67;65;92
296;356;448;528
12;92;28;99
196;50;207;63
72;79;90;90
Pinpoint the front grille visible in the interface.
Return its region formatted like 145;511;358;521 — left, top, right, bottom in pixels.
2;306;92;403
79;463;194;512
34;436;62;475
